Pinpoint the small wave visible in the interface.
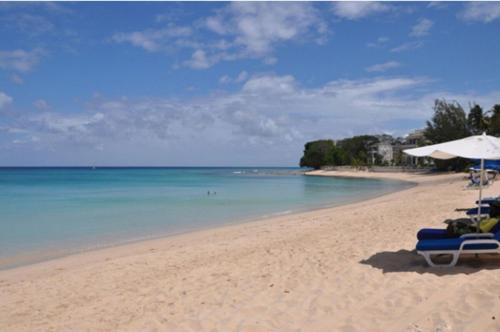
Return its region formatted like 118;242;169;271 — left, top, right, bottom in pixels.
259;210;294;219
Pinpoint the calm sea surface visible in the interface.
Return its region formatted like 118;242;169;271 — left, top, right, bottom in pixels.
0;167;412;268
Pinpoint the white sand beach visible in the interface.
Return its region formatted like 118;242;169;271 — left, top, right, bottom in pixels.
1;171;500;331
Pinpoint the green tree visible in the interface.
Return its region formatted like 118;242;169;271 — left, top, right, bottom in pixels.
467;104;487;135
425;99;470;144
425;99;470;170
336;135;379;166
299;140;337;169
487;104;500;136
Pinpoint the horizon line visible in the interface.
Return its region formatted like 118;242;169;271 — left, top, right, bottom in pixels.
0;165;303;168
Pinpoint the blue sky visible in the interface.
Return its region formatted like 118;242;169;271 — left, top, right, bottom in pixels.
1;1;500;166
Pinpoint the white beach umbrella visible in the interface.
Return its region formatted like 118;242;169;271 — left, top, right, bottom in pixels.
404;133;500;228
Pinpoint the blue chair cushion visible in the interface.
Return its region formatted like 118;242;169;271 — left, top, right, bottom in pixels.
491;222;500;234
467;206;491;215
417;228;453;240
477;199;498;205
417;237;499;251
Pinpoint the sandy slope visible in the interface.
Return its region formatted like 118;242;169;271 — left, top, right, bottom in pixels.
1;171;500;331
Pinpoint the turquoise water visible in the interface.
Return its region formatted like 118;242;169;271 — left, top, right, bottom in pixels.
0;167;412;268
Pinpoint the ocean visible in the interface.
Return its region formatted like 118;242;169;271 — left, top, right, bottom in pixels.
0;167;412;268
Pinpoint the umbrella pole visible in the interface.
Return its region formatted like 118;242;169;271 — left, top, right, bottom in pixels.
477;158;484;232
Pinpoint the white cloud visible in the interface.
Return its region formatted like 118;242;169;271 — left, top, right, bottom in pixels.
209;2;326;56
365;61;401;73
410;18;433;37
427;2;448;10
184;49;212;69
112;3;327;69
242;75;296;94
263;56;277;65
12;136;40;145
112;24;193;52
33;99;51;111
0;13;54;36
390;41;424;53
218;71;249;84
33;112;105;135
459;2;500;23
113;31;158;52
332;2;391;20
202;3;328;68
219;75;231;84
236;71;249;82
10;74;23;84
206;16;226;35
1;75;429;147
0;48;45;72
366;36;389;48
0;91;13;109
5;74;500;165
0;2;72;14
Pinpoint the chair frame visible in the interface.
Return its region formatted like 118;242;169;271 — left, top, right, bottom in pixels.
417;233;499;267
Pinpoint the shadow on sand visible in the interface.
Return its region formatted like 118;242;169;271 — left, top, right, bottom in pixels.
360;249;500;276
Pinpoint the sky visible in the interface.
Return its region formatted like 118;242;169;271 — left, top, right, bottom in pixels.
1;1;500;166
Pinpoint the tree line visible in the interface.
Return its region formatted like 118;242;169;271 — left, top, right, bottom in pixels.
300;99;500;169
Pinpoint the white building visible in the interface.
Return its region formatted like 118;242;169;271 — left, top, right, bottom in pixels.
377;141;393;164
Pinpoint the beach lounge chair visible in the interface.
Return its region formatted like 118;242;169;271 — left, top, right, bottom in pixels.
416;232;500;267
416;200;500;241
476;195;500;205
467;171;491;188
466;206;491;221
417;218;500;240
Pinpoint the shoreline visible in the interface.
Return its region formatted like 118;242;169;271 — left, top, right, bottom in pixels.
305;168;438;182
0;170;451;280
3;171;500;331
0;172;414;272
